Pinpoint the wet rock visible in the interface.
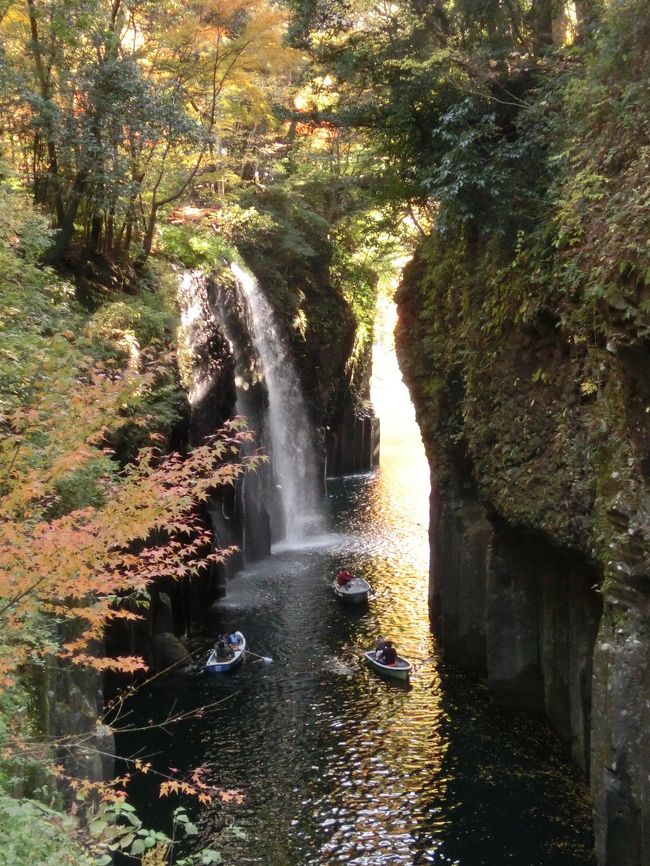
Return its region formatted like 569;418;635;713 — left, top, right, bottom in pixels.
592;608;650;866
151;632;191;671
326;409;379;475
430;494;490;671
44;661;114;784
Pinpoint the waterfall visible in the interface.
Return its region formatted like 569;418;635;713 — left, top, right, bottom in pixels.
230;262;322;543
178;269;212;407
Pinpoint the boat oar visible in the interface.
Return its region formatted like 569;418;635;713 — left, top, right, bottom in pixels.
245;649;273;663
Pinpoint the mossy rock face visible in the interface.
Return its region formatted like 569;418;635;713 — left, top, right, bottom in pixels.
396;239;650;593
397;226;650;866
396;177;650;855
461;326;597;549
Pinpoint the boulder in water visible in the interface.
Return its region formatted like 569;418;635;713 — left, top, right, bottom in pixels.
151;632;191;671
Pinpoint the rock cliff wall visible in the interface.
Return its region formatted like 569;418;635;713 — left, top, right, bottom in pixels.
396;245;650;865
239;254;378;478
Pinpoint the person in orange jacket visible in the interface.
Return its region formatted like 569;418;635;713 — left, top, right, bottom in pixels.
336;569;353;586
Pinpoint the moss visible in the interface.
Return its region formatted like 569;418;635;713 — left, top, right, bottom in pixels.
397;222;647;590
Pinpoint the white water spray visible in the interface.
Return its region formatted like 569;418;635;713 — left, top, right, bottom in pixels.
231;262;323;542
178;270;214;406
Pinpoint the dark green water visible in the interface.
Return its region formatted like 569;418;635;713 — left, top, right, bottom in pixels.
117;431;595;866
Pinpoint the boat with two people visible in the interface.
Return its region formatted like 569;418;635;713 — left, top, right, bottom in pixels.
333;568;371;604
364;636;412;681
205;630;246;674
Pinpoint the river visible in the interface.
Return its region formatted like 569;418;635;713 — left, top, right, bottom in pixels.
117;299;595;866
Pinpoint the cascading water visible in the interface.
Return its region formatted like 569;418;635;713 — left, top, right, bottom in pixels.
178;270;213;408
176;269;245;583
230;262;323;543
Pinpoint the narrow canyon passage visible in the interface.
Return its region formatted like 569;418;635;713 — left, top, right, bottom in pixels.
119;300;595;866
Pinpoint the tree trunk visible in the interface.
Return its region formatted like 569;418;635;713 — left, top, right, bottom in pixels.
45;169;88;263
26;0;65;225
532;0;553;54
106;206;115;256
142;203;159;259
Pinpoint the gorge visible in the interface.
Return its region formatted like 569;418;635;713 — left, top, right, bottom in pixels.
118;291;596;866
1;0;649;864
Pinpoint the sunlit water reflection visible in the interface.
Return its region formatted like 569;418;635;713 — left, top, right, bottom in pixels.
118;300;594;866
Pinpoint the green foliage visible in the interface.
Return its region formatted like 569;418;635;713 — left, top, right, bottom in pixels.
0;681;53;797
330;230;376;332
543;2;650;336
0;796;93;866
236;184;331;300
85;293;177;354
0;168;77;405
84;801;228;866
108;374;189;463
48;456;114;518
84;286;188;456
159;225;238;273
86;800;168;861
424;87;549;242
328;206;404;389
0;175;189;476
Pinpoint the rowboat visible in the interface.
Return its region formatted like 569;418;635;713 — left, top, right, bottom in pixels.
205;632;246;674
333;576;371;603
363;648;412;681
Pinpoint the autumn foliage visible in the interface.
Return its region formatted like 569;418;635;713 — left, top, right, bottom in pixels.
0;0;301;265
0;124;269;866
0;380;257;688
0;170;258;691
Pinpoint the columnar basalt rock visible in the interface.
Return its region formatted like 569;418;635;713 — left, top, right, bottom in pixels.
396;246;650;865
592;603;650;865
326;407;380;476
41;652;115;784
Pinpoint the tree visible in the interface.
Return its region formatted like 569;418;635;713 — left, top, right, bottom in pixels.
0;0;301;268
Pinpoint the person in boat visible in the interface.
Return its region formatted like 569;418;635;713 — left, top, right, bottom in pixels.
215;638;233;660
378;641;397;665
336;569;353;587
375;635;387;654
227;631;242;649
